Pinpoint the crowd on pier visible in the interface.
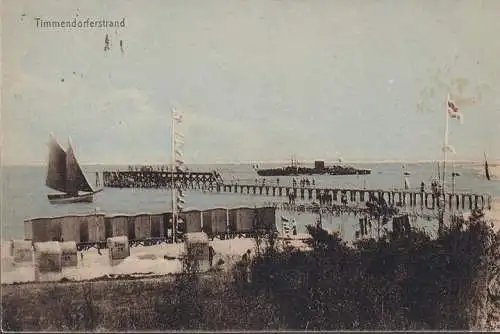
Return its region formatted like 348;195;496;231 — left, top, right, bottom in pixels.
127;165;177;172
252;177;316;187
103;168;222;188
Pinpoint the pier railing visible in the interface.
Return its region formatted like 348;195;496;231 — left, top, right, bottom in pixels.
102;170;222;188
102;169;491;212
209;183;491;211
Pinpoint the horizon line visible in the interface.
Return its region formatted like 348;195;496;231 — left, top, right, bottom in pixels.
2;159;497;167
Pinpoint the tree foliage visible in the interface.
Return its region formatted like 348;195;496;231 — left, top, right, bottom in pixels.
248;211;498;330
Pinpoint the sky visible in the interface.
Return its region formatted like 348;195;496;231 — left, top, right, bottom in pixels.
1;0;500;165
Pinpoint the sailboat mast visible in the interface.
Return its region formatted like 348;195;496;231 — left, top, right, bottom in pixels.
171;110;176;243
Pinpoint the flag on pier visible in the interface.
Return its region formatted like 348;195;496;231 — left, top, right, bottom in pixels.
174;133;185;147
175;148;183;159
175;159;185;168
171;107;187;240
443;144;457;155
447;98;464;124
176;186;185;211
172;108;183;123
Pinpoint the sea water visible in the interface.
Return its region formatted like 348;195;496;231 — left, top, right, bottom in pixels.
1;162;498;242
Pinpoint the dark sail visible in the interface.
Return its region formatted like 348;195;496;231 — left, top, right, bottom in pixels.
65;141;94;194
485;153;491;181
45;135;67;192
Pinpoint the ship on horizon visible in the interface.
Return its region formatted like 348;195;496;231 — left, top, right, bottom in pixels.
254;158;371;177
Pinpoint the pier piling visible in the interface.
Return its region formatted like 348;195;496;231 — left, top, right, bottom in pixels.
102;170;492;213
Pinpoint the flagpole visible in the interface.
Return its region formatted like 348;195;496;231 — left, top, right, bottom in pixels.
451;160;456;197
401;164;405;190
281;218;285;250
171;108;176;243
442;93;450;206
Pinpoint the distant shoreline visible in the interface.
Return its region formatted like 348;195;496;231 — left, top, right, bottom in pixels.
3;160;499;167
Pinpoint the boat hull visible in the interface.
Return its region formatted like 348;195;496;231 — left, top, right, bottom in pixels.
256;167;371;177
47;189;102;205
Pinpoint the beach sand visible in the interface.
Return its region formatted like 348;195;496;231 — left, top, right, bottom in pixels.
1;235;311;284
489;198;500;232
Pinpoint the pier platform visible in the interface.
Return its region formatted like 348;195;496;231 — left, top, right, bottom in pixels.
103;170;222;188
102;173;492;212
209;183;492;211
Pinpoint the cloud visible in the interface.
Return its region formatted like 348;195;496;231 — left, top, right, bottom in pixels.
3;1;500;164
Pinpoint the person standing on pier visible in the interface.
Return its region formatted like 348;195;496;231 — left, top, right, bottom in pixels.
241;249;252;283
316;216;322;230
208;245;215;268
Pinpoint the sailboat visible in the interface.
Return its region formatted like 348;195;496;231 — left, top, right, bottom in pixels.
46;134;103;204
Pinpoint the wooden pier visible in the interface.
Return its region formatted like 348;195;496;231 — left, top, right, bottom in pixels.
102;172;492;212
103;170;222;188
208;184;491;211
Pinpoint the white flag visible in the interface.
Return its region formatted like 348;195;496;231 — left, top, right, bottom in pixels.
174;143;184;153
174;132;185;145
174;131;184;140
172;108;183;123
175;165;187;173
174;138;184;148
175;148;183;158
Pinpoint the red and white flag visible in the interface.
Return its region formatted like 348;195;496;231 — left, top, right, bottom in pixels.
447;98;464;124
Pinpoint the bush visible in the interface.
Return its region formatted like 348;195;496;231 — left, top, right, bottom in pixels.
248;216;498;330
